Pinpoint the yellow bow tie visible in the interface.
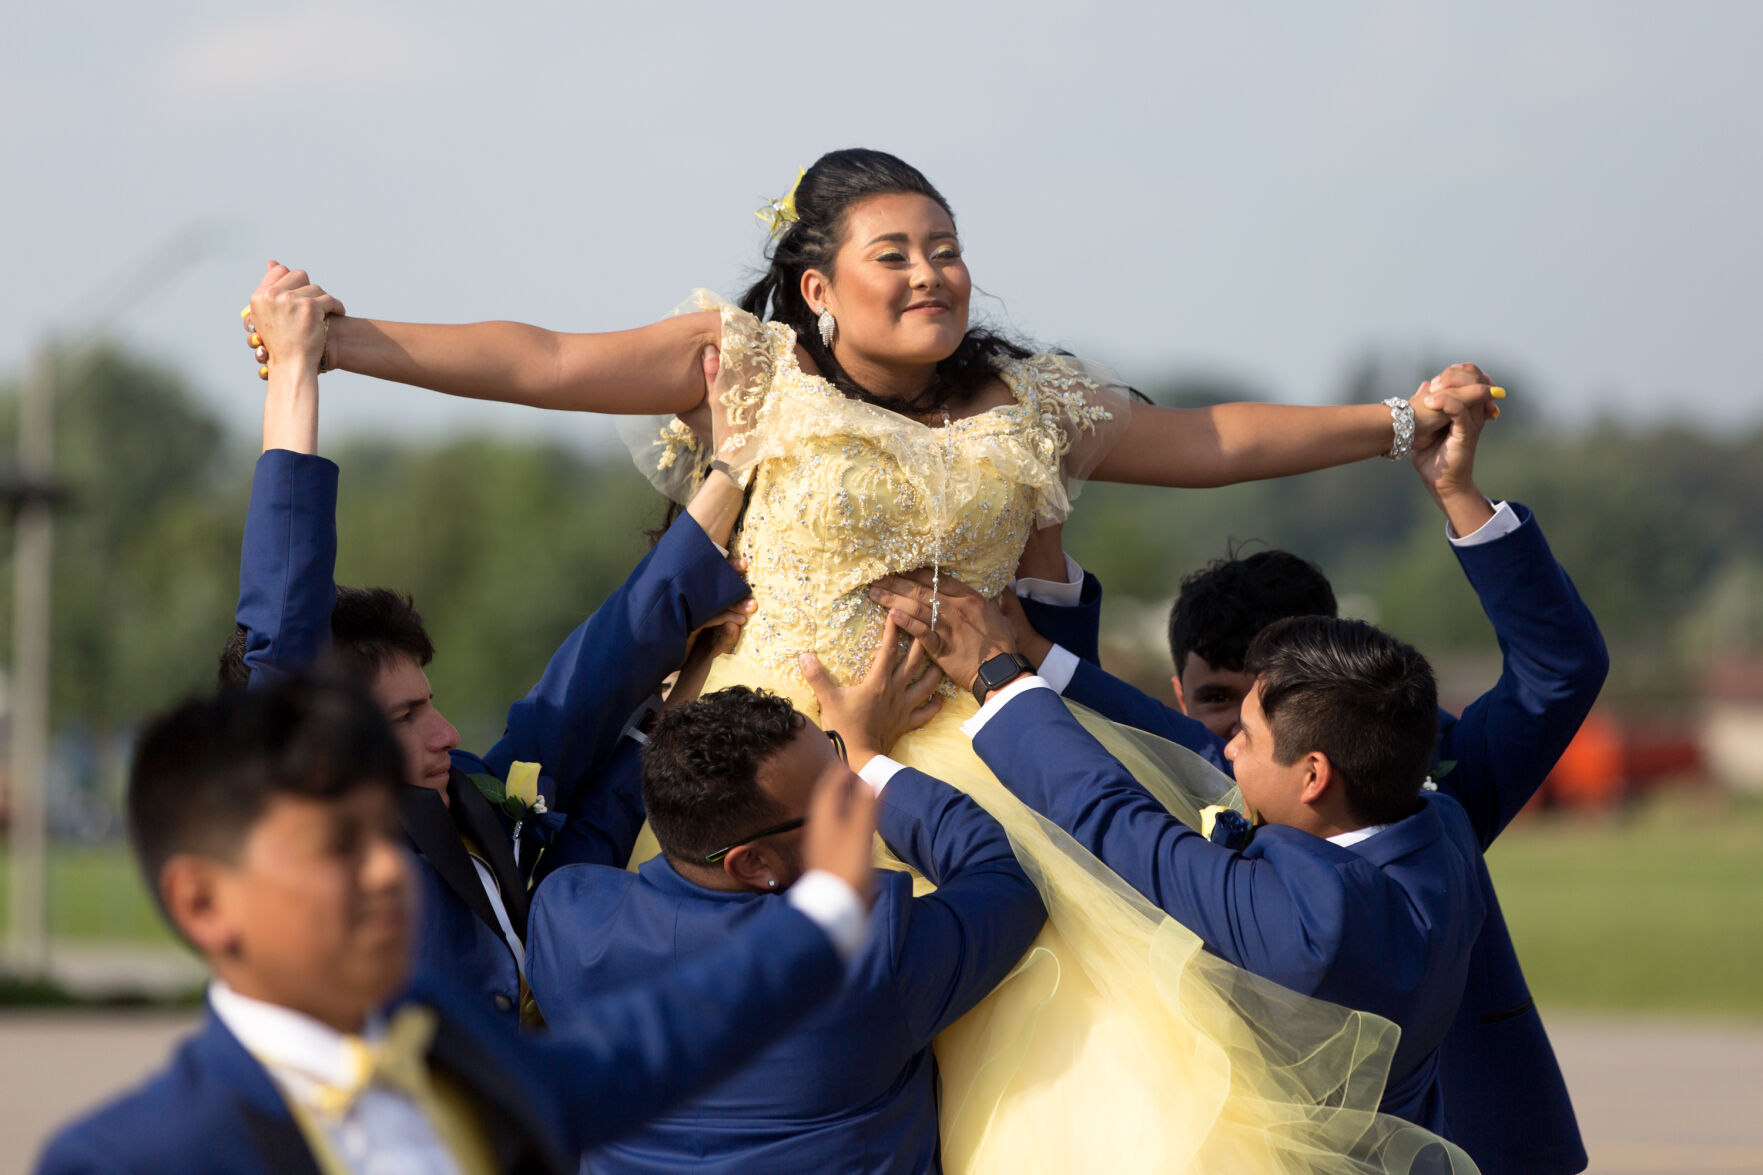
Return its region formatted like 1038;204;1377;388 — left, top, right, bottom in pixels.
311;1004;438;1120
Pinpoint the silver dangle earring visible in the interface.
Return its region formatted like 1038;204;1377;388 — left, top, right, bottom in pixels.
817;307;837;349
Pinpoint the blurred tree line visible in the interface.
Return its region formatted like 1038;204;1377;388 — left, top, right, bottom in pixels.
1;346;1760;768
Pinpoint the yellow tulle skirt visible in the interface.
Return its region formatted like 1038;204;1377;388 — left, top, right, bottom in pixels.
631;654;1479;1174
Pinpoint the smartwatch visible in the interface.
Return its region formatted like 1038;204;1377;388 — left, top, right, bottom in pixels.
971;652;1035;705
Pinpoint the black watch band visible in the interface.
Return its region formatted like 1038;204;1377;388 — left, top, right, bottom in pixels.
972;652;1035;705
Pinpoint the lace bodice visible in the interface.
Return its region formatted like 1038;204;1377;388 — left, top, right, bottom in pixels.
624;291;1133;689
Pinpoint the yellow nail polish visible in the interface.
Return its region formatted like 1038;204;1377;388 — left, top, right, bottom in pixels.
1490;386;1507;399
240;306;252;318
248;333;261;347
1489;404;1501;420
258;365;270;380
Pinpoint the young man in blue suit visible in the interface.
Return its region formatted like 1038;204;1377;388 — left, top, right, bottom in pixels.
526;626;1046;1174
1003;379;1603;1173
36;676;878;1175
878;577;1484;1139
227;263;754;1023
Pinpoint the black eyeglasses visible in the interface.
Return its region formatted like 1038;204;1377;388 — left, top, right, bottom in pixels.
701;730;849;865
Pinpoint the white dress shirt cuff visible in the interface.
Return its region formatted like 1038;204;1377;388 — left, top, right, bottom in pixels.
857;755;906;794
1447;500;1519;547
1012;554;1085;606
1037;644;1080;695
786;869;870;962
960;675;1054;739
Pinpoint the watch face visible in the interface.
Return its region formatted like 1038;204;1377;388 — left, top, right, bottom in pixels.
976;653;1031;699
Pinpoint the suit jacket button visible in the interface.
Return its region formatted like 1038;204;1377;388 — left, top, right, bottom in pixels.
493;993;515;1013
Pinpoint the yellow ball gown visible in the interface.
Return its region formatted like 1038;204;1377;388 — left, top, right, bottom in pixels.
622;293;1478;1173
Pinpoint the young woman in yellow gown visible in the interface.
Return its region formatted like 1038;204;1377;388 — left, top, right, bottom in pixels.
264;149;1487;1172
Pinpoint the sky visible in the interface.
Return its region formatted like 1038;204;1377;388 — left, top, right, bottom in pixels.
4;0;1759;448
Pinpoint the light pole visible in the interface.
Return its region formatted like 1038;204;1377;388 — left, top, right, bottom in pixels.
6;346;58;974
5;221;224;974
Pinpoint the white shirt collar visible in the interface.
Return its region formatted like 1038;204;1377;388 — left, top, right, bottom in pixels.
209;979;386;1093
1326;824;1391;849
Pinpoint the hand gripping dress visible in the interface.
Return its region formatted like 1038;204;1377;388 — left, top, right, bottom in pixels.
624;293;1478;1174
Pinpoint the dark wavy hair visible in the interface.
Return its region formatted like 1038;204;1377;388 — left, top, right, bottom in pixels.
739;148;1031;415
1243;616;1436;827
1168;548;1338;674
641;686;804;864
217;587;436;692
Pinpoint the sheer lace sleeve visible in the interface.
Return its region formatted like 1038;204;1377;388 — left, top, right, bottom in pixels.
999;354;1136;524
617;290;784;504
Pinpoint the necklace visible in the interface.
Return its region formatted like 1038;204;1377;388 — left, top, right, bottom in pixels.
929;410;951;634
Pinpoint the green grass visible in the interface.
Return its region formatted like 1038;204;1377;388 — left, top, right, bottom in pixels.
1487;790;1763;1019
0;845;173;945
3;793;1761;1017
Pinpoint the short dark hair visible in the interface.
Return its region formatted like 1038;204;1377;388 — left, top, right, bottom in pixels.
328;587;436;681
216;587;436;692
1168;549;1337;674
129;676;406;929
1243;616;1436;827
641;686;803;864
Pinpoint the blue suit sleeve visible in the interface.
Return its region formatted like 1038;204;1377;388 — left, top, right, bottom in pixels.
1061;660;1232;774
533;734;650;878
1434;505;1609;847
971;688;1341;989
528;899;846;1151
235;450;339;688
1015;571;1104;665
33;1134;104;1175
477;513;748;816
874;768;1045;1041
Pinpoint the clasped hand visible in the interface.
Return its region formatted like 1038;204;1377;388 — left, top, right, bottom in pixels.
245;261;342;376
1409;362;1501;452
677;343;754;466
868;571;1021;699
800;618;943;770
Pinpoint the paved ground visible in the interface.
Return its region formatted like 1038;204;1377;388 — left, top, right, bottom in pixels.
1549;1015;1763;1174
1;1010;1758;1173
1;1010;197;1174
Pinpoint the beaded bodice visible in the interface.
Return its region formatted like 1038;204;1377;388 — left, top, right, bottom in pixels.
627;292;1130;689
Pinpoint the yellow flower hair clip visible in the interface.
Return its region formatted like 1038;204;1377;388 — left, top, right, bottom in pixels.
755;166;806;240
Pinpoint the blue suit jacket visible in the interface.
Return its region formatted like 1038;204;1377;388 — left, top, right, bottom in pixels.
1020;504;1604;1172
527;768;1045;1174
972;686;1485;1134
235;449;748;1019
35;901;845;1175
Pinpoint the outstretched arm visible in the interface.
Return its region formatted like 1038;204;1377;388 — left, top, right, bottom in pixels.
249;261;340;454
235;263;346;686
1089;365;1500;488
253;262;720;415
329;313;719;414
1414;391;1608;846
